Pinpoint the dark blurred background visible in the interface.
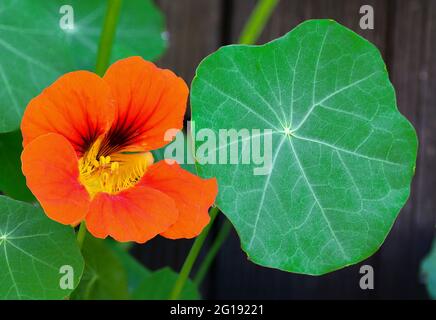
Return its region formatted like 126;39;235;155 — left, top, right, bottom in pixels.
131;0;436;299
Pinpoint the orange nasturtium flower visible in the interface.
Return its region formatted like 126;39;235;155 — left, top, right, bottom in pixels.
20;56;218;243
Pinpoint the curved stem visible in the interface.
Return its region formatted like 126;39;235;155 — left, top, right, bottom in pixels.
238;0;279;45
193;219;232;286
76;222;87;250
95;0;123;76
169;207;220;300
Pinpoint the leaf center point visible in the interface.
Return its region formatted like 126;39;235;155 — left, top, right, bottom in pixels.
283;127;293;137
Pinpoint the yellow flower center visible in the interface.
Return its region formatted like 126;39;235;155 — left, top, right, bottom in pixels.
78;138;154;198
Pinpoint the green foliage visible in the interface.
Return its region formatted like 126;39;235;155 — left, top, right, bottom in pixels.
421;239;436;299
71;237;129;300
0;130;34;202
0;0;74;133
0;0;167;133
0;196;84;299
108;240;150;295
191;20;417;275
74;239;201;300
132;267;200;300
56;0;167;70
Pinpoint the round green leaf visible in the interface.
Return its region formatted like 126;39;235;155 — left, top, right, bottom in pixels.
0;0;167;133
0;0;75;133
191;20;418;275
0;196;84;299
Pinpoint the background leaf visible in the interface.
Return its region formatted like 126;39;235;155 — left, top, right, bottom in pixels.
76;240;199;300
0;0;167;133
0;0;75;133
132;267;200;300
191;20;418;275
56;0;167;70
71;236;129;300
421;239;436;299
108;240;150;295
0;196;84;299
0;130;34;202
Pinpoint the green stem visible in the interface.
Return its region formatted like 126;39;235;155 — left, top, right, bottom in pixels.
238;0;279;45
193;219;232;286
95;0;123;76
76;222;87;250
168;207;220;300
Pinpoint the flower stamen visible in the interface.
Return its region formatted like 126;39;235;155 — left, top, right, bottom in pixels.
78;137;153;198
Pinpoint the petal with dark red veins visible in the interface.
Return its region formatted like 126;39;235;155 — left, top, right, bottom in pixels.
21;71;115;155
103;56;188;152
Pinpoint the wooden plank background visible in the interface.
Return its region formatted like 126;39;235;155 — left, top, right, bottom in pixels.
133;0;436;299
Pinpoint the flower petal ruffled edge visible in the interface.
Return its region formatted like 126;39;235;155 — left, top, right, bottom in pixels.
85;185;179;243
140;161;218;239
103;56;189;152
21;133;91;225
21;71;114;156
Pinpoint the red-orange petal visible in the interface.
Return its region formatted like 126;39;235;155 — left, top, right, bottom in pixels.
21;71;114;155
85;186;179;243
21;133;90;225
140;161;218;239
103;56;189;152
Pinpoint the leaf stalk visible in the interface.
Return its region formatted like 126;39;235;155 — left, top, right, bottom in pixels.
168;207;220;300
95;0;123;76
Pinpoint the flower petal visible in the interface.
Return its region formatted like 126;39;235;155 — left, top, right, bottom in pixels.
21;133;90;225
21;71;114;155
103;56;189;152
85;186;179;243
140;161;218;239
